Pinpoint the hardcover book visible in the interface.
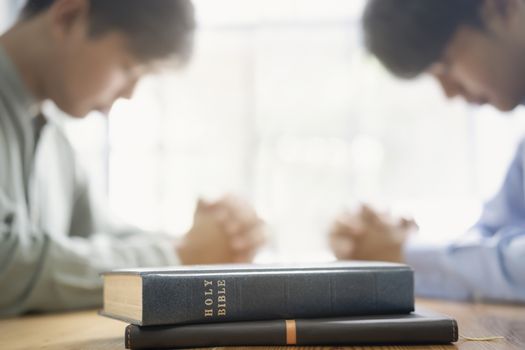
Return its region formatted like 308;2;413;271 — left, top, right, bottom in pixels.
101;261;414;326
124;311;458;349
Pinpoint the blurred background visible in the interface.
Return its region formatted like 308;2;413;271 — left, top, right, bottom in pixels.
3;0;525;261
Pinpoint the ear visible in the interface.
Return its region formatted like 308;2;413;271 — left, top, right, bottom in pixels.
479;0;525;39
482;0;519;22
48;0;90;41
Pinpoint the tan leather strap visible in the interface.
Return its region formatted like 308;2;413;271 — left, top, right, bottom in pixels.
285;320;297;345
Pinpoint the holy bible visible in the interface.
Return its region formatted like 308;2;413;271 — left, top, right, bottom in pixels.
124;311;458;349
101;261;414;326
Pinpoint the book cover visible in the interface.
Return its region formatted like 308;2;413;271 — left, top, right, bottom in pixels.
124;311;458;349
102;261;414;326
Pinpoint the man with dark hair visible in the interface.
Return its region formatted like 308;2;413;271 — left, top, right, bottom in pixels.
0;0;265;317
363;0;525;112
330;0;525;302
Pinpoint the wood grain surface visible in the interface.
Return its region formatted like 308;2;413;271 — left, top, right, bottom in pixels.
0;299;523;350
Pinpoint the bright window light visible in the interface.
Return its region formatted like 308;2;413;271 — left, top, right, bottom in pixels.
35;1;525;262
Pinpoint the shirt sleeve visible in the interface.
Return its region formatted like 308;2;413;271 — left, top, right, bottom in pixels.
405;141;525;302
0;185;179;317
475;140;525;235
405;230;525;302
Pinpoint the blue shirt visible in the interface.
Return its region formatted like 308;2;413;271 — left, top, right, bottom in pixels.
405;140;525;302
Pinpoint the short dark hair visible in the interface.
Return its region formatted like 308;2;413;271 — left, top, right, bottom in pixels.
363;0;484;79
21;0;195;64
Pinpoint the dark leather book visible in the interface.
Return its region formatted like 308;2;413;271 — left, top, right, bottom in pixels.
101;261;414;326
124;311;458;349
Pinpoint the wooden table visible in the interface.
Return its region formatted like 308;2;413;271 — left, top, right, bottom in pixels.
1;299;524;350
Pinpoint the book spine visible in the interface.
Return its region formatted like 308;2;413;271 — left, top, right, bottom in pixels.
141;268;414;326
125;317;457;349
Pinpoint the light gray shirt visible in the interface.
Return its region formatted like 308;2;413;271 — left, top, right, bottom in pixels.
0;46;179;317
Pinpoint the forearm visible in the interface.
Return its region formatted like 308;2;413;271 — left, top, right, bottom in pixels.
404;231;525;303
0;227;178;317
